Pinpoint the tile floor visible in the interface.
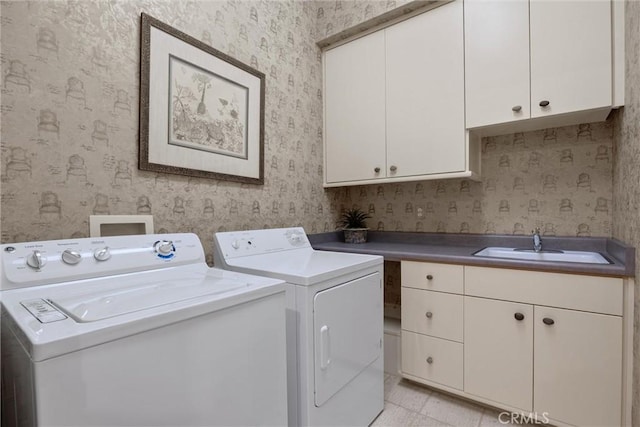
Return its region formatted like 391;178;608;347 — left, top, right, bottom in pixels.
372;375;529;427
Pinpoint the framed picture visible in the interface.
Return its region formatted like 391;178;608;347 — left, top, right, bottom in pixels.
139;13;265;184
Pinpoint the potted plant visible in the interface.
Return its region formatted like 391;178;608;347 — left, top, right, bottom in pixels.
338;208;371;244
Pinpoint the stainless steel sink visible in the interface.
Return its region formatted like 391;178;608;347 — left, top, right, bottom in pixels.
473;247;611;264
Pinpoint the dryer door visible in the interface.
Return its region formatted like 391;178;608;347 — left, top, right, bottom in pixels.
313;272;382;406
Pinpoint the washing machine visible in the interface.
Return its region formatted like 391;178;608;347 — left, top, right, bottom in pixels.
213;227;384;426
1;233;288;426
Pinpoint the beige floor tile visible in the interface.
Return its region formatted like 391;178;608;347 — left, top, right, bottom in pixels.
384;374;402;400
410;412;452;426
372;401;419;427
386;379;432;412
419;392;484;427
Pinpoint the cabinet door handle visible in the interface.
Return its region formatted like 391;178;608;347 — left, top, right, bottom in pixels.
539;100;550;107
425;311;433;319
374;167;381;173
514;312;525;321
390;165;397;172
542;317;555;326
512;105;522;112
426;274;433;280
426;356;433;364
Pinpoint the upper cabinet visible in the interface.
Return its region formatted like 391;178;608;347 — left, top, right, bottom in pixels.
385;4;466;179
464;0;531;128
529;1;612;118
322;0;623;186
324;31;386;184
323;1;480;187
465;0;617;132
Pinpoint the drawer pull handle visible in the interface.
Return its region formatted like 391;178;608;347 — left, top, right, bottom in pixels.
539;100;550;107
426;356;433;364
512;105;522;112
426;274;433;280
514;312;525;321
425;311;433;319
542;317;555;326
374;167;381;173
390;165;398;172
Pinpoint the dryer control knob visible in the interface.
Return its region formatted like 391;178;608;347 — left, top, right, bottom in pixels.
26;250;47;269
155;240;174;256
231;240;240;250
62;249;82;265
94;247;111;261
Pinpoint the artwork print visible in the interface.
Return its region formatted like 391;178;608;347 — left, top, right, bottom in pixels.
139;13;265;184
169;56;249;159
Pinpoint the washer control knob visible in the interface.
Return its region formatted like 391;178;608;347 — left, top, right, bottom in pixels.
26;250;47;269
61;249;82;265
154;240;174;256
94;247;111;261
231;240;240;250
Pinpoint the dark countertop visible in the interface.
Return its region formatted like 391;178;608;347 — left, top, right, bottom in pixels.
308;231;635;277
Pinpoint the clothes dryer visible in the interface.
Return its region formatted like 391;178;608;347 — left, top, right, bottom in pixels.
214;227;384;426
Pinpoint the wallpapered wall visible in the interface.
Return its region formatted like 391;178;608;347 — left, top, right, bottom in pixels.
0;0;337;262
613;1;640;424
333;122;614;238
0;0;617;249
315;0;412;39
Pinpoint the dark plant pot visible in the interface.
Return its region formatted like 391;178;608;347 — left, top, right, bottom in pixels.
344;228;368;244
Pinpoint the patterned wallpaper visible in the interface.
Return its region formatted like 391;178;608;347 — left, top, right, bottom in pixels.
613;1;640;424
315;0;412;39
0;0;337;263
333;121;615;238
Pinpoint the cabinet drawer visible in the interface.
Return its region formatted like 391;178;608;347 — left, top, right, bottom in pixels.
401;288;463;342
465;266;623;316
401;331;463;390
402;261;463;294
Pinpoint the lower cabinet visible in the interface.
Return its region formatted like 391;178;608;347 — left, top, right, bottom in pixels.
464;297;533;412
534;306;622;427
401;262;631;427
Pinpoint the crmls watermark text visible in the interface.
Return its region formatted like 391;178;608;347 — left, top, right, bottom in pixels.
498;411;550;425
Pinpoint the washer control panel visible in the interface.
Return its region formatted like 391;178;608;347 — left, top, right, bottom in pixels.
214;227;311;260
20;299;67;323
1;233;205;290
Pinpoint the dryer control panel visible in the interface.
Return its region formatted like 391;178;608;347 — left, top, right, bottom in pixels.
214;227;311;261
1;233;205;291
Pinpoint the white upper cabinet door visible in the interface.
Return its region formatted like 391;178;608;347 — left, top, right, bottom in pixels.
324;31;386;183
464;0;530;128
530;0;612;118
385;1;465;177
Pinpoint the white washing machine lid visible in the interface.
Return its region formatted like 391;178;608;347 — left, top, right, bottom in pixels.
1;266;286;362
50;271;251;322
222;249;382;285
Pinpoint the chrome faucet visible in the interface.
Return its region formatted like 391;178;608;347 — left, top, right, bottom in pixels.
532;227;542;252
